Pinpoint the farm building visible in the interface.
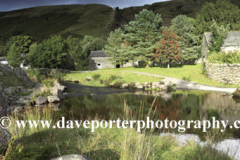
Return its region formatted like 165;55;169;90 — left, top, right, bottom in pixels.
88;51;134;70
201;31;240;60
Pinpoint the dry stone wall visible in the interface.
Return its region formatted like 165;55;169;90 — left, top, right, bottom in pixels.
204;62;240;85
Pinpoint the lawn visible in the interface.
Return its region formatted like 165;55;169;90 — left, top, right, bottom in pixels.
64;64;240;88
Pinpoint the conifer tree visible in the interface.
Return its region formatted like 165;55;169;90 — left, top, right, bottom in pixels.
171;15;199;62
105;28;130;67
124;9;163;66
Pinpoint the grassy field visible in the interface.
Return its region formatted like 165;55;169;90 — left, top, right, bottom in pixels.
64;64;240;88
3;106;232;160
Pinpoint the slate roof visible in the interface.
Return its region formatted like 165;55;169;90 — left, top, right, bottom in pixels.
204;31;240;47
89;51;110;57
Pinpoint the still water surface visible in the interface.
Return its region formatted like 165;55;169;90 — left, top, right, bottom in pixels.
59;83;240;159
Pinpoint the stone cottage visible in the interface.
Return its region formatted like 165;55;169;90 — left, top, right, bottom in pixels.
88;51;134;70
88;51;115;70
201;31;240;60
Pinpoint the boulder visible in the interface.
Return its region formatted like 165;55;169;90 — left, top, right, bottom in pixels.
122;84;128;89
52;83;67;92
152;82;159;89
86;77;92;81
161;79;172;87
135;82;144;89
35;96;47;105
47;96;60;103
113;81;123;88
107;83;114;87
158;84;168;90
128;82;136;89
51;154;90;160
51;88;64;100
143;82;149;88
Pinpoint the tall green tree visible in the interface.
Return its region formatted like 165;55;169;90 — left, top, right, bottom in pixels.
124;9;163;65
25;35;70;68
66;35;105;70
6;44;22;68
209;19;230;52
154;29;182;68
195;0;240;38
66;36;83;70
171;15;200;62
6;35;33;53
104;28;130;67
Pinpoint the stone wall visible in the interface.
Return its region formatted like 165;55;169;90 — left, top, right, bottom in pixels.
204;62;240;85
221;46;240;53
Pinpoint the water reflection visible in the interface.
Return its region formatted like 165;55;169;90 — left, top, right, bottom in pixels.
59;90;240;141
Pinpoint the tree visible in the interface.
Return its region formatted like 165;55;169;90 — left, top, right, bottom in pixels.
66;35;105;70
6;35;33;53
66;36;83;70
154;29;182;68
209;19;230;52
6;43;22;68
171;15;200;62
195;0;240;38
104;28;129;67
25;35;70;69
124;9;163;66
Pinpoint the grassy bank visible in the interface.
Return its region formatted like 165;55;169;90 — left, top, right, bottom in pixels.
3;106;232;160
64;64;240;88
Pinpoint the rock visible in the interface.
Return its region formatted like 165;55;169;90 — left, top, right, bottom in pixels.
74;80;79;83
128;82;136;89
107;83;114;87
52;83;67;92
47;96;60;103
35;96;47;105
51;154;90;160
0;72;3;76
135;82;144;89
51;88;64;100
16;98;25;105
122;84;128;89
113;81;123;88
17;86;27;93
0;128;11;150
152;82;159;89
158;84;168;90
143;82;149;87
233;88;240;98
164;81;173;87
86;77;92;81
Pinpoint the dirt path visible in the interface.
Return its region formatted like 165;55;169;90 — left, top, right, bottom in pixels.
125;71;237;93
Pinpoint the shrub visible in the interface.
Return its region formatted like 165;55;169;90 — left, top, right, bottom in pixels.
207;51;240;64
92;73;101;81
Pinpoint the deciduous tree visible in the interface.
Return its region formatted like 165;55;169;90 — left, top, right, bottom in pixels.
154;29;182;68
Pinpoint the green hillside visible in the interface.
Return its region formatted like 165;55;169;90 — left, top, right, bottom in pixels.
0;4;116;45
1;0;240;48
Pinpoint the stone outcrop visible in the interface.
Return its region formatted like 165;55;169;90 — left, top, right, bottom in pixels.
47;96;60;103
0;63;35;87
36;96;47;105
204;62;240;85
